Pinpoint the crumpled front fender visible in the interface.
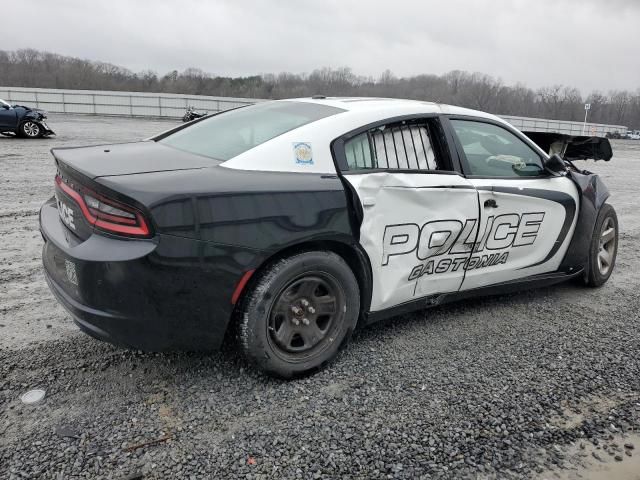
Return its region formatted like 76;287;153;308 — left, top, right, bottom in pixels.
559;170;610;273
22;111;55;135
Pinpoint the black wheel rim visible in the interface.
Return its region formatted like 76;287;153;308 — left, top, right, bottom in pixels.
268;273;345;358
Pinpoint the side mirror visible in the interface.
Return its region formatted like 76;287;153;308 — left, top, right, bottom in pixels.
544;153;567;176
2;104;9;110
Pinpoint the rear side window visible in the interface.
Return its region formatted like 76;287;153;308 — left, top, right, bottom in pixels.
159;101;345;160
344;121;440;171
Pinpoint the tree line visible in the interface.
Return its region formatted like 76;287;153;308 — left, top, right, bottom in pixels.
1;49;639;128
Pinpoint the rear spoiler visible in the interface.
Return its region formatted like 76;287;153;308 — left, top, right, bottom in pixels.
523;131;613;161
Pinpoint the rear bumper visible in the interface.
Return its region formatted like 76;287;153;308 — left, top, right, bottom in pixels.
44;268;133;347
40;198;262;351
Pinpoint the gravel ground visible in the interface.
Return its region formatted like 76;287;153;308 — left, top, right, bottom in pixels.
1;115;639;479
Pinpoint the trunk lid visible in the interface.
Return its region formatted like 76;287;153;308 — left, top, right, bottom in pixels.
51;142;199;241
523;132;613;161
51;141;221;179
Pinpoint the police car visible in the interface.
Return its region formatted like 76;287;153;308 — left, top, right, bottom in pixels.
40;98;618;377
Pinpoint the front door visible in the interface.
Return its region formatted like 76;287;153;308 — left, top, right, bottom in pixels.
447;118;580;291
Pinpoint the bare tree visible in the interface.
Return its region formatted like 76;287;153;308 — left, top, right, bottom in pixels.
609;90;631;124
0;48;638;128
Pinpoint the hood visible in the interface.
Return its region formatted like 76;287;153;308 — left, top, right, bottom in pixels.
15;104;48;118
52;141;221;179
14;104;44;113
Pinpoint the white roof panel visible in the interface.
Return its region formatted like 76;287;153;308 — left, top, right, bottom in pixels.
285;97;505;123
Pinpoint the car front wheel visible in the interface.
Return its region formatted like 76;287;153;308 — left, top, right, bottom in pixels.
238;251;360;378
585;203;618;287
19;121;42;138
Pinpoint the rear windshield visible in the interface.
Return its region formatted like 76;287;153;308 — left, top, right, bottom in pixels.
158;101;345;160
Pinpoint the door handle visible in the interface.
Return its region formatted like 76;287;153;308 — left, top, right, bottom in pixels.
362;197;376;207
484;199;498;208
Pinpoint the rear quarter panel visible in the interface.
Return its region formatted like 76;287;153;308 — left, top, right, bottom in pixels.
96;166;355;254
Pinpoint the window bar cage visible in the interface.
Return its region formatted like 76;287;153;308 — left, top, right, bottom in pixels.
417;126;429;170
397;126;410;169
407;126;420;170
390;128;401;169
367;131;378;169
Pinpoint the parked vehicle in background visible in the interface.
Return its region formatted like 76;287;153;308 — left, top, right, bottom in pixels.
627;130;640;140
0;99;55;138
182;105;208;122
40;98;618;378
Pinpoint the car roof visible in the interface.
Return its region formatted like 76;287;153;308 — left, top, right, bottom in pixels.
222;96;517;174
285;96;505;123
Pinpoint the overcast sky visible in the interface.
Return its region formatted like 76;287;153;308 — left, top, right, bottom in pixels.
3;0;639;93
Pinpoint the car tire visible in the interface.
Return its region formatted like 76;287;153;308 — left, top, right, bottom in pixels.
585;203;618;287
238;251;360;378
19;121;42;138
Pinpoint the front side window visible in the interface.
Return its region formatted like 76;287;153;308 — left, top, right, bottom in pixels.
159;101;344;160
451;120;545;177
344;121;439;171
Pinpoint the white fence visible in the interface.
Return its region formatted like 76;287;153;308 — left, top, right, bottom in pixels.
501;115;625;137
0;86;628;135
0;86;259;118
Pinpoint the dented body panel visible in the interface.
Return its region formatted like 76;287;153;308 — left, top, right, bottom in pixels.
559;170;611;275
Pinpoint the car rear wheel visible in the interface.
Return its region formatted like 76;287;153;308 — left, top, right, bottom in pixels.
585;203;618;287
19;121;42;138
238;251;360;378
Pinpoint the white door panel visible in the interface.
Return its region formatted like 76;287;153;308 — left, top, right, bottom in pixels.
461;177;579;290
345;172;478;311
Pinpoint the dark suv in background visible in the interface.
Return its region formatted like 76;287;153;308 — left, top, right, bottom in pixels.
0;98;54;138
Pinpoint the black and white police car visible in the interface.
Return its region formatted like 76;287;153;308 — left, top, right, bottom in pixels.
40;97;618;377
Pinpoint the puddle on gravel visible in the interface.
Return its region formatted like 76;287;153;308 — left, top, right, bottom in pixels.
540;434;640;480
549;395;622;430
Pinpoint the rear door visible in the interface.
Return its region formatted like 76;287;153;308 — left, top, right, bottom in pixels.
445;117;580;291
333;116;479;312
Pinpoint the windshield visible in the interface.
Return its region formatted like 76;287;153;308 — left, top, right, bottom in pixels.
159;101;345;160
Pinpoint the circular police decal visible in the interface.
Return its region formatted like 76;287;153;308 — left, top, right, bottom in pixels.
293;142;313;165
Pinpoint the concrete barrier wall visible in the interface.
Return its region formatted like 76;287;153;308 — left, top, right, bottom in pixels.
0;86;627;135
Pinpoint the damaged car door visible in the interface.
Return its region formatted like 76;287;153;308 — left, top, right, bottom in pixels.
334;116;479;312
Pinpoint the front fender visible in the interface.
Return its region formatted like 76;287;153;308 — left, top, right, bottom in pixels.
21;111;55;135
559;171;610;273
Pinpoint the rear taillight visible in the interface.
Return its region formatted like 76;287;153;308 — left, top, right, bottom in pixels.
55;174;151;237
